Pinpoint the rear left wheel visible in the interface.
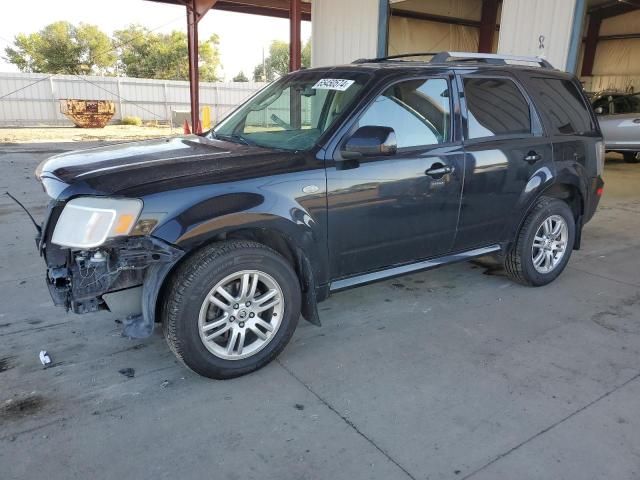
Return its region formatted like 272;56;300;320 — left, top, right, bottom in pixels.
505;197;575;286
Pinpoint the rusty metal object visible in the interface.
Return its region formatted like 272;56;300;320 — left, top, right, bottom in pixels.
60;99;116;128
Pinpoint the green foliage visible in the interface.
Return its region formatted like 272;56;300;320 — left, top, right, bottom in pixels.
3;22;221;81
253;39;311;82
232;71;249;82
4;21;116;75
120;115;142;126
113;25;221;81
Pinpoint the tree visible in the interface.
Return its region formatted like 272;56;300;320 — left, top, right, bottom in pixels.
302;39;311;68
4;21;116;74
233;71;249;82
252;39;311;82
253;63;272;82
113;25;221;81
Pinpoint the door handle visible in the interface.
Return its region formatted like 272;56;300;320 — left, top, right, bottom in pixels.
425;164;453;178
524;151;541;163
633;118;640;124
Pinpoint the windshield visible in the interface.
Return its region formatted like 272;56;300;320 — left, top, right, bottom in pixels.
211;70;371;151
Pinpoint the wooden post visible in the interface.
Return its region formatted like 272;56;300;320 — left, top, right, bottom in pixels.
581;13;601;77
289;0;301;71
478;0;499;53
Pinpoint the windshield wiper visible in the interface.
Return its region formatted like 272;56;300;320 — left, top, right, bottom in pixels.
211;132;254;146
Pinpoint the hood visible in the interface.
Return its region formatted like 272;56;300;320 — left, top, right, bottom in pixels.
36;135;291;199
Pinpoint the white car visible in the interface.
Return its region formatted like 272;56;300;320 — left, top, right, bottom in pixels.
593;92;640;163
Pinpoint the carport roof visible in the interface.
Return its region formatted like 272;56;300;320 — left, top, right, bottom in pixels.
146;0;311;20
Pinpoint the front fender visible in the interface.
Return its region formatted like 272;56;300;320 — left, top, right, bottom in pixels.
143;169;329;286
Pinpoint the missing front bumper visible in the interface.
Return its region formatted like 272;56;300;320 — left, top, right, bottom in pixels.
43;236;184;334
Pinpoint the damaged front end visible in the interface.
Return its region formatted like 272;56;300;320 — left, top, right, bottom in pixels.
41;203;184;338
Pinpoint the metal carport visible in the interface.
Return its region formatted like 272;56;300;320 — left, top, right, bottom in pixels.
145;0;311;132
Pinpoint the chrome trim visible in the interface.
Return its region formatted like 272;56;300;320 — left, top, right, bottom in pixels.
330;244;501;292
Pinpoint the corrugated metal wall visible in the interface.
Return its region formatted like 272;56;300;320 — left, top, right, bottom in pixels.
0;72;266;126
311;0;380;67
579;10;640;93
498;0;578;70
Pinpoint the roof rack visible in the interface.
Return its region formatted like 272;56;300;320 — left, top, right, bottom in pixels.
432;51;554;68
352;51;554;69
352;52;438;64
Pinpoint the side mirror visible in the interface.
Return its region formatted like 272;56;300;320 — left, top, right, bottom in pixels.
341;126;397;159
594;106;603;115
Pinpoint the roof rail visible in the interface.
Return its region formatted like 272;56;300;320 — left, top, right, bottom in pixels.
431;51;554;68
352;52;439;63
352;51;554;69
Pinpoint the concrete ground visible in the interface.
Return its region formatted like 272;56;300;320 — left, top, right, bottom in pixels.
0;125;174;144
0;143;638;480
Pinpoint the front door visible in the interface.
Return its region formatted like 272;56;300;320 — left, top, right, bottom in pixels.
326;77;464;279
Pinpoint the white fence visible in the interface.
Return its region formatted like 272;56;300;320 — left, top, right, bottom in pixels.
0;72;266;127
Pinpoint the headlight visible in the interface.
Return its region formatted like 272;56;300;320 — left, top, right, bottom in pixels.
52;197;143;248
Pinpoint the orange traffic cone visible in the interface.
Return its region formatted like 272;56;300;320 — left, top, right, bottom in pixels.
183;119;191;134
195;119;202;134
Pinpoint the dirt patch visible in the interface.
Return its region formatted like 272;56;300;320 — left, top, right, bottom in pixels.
0;394;46;420
0;356;15;372
470;258;506;277
0;125;178;144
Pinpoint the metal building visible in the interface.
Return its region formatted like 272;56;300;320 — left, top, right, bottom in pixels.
145;0;640;128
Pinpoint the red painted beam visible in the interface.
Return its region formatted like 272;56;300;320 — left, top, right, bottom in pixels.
581;13;601;77
478;0;499;53
187;4;200;132
186;0;218;133
194;0;219;19
214;2;310;20
289;0;301;72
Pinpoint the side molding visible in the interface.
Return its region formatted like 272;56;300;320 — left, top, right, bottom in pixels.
330;245;501;292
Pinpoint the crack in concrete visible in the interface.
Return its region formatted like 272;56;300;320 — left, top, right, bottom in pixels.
276;359;417;480
567;266;640;288
461;371;640;479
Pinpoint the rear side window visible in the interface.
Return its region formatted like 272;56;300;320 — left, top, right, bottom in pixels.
463;77;531;139
530;78;595;135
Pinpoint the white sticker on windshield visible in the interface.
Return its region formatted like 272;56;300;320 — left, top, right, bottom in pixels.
312;79;355;91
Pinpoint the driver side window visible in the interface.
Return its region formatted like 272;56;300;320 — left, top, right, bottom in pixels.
357;78;450;148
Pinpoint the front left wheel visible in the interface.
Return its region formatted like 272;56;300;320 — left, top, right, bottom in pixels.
163;240;301;379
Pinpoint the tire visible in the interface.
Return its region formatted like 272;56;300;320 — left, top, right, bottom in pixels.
505;197;575;287
162;240;301;379
623;152;640;164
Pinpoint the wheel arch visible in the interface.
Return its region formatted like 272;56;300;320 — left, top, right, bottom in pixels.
505;180;585;253
152;225;324;328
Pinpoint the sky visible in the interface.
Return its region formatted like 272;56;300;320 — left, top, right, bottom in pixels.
0;0;312;81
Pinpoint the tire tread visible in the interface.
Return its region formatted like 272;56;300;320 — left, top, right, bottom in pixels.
505;196;559;286
162;240;297;379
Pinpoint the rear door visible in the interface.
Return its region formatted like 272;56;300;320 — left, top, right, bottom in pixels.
453;73;553;251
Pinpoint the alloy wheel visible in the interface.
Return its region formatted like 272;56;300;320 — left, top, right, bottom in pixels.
198;270;284;360
531;214;569;274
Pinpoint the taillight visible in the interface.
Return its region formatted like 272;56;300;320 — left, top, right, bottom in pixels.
595;141;605;176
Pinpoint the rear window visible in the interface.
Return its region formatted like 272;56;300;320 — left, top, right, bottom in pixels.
463;77;531;139
530;78;596;135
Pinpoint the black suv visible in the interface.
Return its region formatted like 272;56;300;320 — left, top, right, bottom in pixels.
36;52;604;379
